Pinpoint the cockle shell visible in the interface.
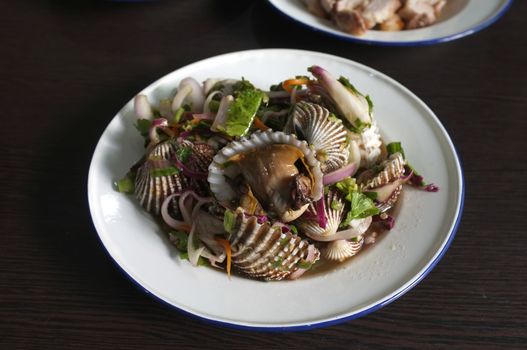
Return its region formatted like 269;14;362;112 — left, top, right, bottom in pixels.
134;139;187;214
229;208;320;281
358;152;406;212
296;190;344;239
287;101;349;173
134;139;214;215
321;236;365;262
360;152;405;189
296;190;372;242
208;130;324;222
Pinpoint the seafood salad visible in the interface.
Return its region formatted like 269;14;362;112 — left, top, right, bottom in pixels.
303;0;447;36
116;66;438;281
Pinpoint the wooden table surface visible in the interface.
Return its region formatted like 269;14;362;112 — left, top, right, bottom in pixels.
1;1;526;348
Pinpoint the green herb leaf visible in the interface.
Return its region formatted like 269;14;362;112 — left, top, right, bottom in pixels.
335;178;358;196
135;118;152;137
331;200;344;211
232;78;256;96
338;76;361;96
386;142;405;159
208;99;220;113
363;191;378;200
116;175;135;193
365;95;374;117
297;259;313;270
224;89;263;136
169;231;188;252
350;192;380;219
350;118;370;134
179;252;189;260
272;257;283;268
149;166;179;177
223;209;236;234
172;107;185;124
176;146;192;163
289;224;298;235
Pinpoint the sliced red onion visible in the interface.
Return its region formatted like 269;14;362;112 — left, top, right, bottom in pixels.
211;95;234;132
172;85;192;112
288;244;318;280
187;223;206;267
160;193;188;230
322;163;358;185
158;98;172;119
203;90;223;113
181;77;205;113
308;65;370;125
175;159;208;180
179;130;192;139
148;118;168;143
316;198;327;229
134;94;153;120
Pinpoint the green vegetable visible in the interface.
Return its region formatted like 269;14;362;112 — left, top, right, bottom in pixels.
149;166;179;177
338;76;361;96
328;113;343;124
272;257;283;268
279;237;291;247
223;89;263;136
386;142;405;159
178;251;210;266
116;175;135;193
350;118;370;134
297;259;313;269
223;209;236;234
169;231;188;251
363;191;378;200
331;200;343;211
289;224;299;235
176;146;192;163
208;100;220;113
335;177;358;196
232;78;256;95
172;107;185;124
340;192;380;228
135;118;152;137
365;95;374;117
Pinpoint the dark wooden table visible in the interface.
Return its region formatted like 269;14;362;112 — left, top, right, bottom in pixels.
2;0;526;348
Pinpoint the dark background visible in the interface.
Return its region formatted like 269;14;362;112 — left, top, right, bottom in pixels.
1;1;526;348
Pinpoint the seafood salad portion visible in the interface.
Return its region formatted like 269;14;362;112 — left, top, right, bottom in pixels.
116;66;438;281
303;0;447;36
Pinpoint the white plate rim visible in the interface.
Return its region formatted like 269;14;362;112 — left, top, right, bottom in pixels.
87;48;465;331
267;0;513;46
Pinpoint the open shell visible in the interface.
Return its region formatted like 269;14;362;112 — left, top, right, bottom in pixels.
358;152;406;212
230;208;320;281
296;189;344;239
287;101;349;173
134;139;214;215
208;130;323;222
321;236;365;262
134;139;187;215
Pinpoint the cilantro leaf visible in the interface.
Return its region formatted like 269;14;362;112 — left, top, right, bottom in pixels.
386;142;405;159
135;118;152;137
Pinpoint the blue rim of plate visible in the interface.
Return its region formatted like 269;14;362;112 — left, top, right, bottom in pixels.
88;49;465;331
267;0;513;46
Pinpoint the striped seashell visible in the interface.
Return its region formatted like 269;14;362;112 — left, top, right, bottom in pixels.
208;130;323;223
358;152;406;212
287;101;349;173
296;189;344;239
230;209;320;281
360;152;405;190
321;236;365;262
134;139;187;215
134;139;215;215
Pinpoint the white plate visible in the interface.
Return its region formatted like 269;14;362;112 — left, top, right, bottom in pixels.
268;0;512;46
88;49;464;330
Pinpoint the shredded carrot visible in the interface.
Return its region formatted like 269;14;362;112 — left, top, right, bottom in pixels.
282;78;311;93
252;117;269;131
215;238;232;278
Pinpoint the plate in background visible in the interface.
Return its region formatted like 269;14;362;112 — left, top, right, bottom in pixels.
268;0;513;46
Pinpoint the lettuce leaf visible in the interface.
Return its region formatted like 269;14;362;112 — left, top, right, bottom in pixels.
224;89;263;136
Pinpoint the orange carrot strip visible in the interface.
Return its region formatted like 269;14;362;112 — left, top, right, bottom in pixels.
215;238;232;278
282;78;311;93
252;117;269;131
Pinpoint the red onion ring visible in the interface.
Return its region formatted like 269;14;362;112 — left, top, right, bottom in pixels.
322;163;358;185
